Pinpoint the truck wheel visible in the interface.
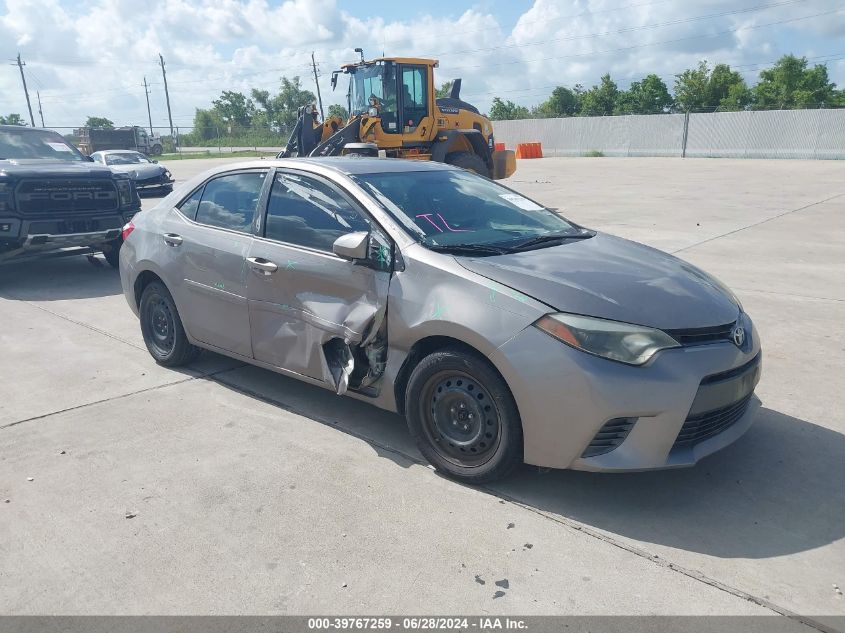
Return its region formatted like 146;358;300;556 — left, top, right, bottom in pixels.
150;144;163;156
139;281;200;367
445;151;491;178
405;348;523;484
102;238;122;269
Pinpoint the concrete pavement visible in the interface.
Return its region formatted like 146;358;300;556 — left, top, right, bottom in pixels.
1;157;843;625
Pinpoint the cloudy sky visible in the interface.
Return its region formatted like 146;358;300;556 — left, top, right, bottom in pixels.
1;0;844;130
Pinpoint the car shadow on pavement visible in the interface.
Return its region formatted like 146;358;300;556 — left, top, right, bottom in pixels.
490;406;845;559
195;361;845;560
0;255;121;301
206;363;421;472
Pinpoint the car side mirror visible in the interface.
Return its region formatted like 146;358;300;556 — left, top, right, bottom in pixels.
152;159;158;163
332;231;369;261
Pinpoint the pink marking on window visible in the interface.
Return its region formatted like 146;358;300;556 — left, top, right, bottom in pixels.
437;213;472;232
415;213;444;232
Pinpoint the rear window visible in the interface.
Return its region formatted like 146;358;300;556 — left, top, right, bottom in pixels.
0;129;87;161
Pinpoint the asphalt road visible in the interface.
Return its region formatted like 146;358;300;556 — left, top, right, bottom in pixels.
1;157;843;625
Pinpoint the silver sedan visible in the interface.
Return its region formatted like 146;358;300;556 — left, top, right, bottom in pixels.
119;158;761;483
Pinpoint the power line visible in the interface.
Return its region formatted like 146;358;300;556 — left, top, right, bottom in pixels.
159;53;175;138
144;76;153;134
11;53;36;126
36;91;45;127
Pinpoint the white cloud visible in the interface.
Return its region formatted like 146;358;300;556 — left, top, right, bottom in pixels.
1;0;843;129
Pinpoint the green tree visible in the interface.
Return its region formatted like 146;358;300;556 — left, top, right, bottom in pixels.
327;104;349;120
674;61;711;112
534;86;580;118
615;74;673;114
0;113;27;125
674;61;752;112
753;54;839;109
488;97;530;120
578;74;619;116
85;116;114;129
211;91;255;128
190;108;223;140
435;81;453;99
251;77;316;133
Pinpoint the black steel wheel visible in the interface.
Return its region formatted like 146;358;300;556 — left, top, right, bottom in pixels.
139;281;200;366
406;348;523;483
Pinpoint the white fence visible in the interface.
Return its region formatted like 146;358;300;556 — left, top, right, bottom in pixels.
492;109;845;160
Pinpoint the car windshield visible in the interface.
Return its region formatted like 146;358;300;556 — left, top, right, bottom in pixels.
105;153;148;165
353;169;582;251
0;129;87;161
349;63;397;117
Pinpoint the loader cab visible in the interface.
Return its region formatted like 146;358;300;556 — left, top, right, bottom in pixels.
344;58;434;136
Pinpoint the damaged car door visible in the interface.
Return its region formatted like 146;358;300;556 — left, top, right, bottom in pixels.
245;169;393;394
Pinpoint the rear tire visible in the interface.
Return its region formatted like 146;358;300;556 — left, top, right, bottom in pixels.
102;238;121;269
405;348;523;483
445;151;491;178
139;281;200;367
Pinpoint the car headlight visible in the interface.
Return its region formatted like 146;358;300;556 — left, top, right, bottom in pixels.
535;313;680;366
367;106;379;117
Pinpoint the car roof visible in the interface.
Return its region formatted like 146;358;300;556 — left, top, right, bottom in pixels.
216;156;460;176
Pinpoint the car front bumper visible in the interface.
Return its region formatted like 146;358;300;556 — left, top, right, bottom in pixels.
0;214;127;264
492;317;762;471
134;175;173;189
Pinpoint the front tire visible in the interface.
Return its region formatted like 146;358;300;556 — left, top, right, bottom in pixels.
405;348;523;483
445;151;491;178
139;281;200;366
102;238;122;269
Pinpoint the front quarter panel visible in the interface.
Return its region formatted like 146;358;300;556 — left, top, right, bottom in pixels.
377;244;550;411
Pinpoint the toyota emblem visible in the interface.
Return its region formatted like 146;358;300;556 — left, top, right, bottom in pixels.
732;326;746;347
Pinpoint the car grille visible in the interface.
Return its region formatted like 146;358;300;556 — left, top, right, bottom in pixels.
665;321;735;346
673;394;753;449
14;179;119;216
581;417;637;458
137;174;166;186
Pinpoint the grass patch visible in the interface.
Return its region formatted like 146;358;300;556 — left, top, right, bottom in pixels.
159;150;279;161
584;150;605;157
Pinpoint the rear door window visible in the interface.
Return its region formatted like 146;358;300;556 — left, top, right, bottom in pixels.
194;171;268;233
178;187;204;220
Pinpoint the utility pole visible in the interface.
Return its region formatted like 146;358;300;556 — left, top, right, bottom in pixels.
158;54;174;141
143;76;153;134
36;90;45;127
13;53;35;127
311;51;324;120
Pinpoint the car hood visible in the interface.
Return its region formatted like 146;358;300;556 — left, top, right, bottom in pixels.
0;159;118;178
457;232;740;330
107;163;164;179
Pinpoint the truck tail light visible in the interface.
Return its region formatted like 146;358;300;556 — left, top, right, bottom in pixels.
122;220;135;241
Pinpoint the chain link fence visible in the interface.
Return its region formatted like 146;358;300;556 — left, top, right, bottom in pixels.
492;108;845;159
41;126;288;158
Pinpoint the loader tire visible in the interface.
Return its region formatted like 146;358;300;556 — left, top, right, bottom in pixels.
445;151;491;178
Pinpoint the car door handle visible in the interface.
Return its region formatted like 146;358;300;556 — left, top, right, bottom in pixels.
163;233;183;247
246;257;278;274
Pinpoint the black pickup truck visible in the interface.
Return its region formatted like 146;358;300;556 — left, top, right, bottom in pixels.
0;125;141;268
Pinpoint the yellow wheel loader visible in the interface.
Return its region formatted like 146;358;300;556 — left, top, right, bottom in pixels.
279;54;516;180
